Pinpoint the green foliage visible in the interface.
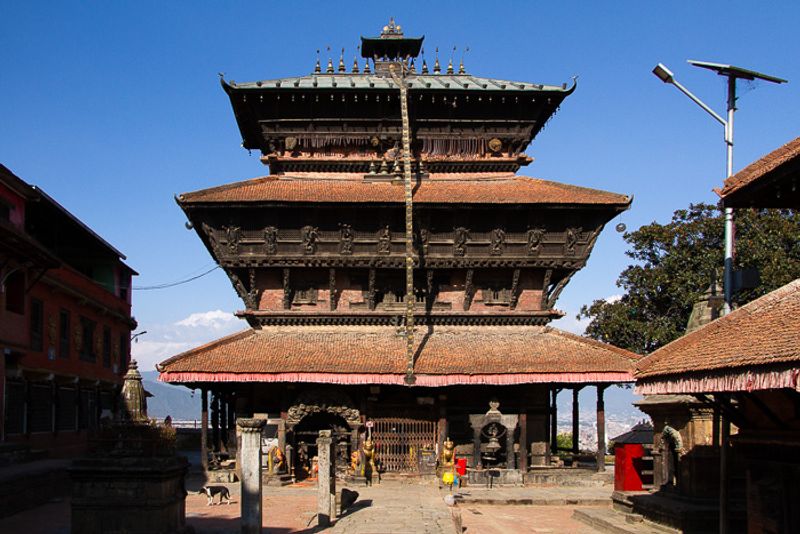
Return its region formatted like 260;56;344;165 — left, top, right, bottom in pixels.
579;203;800;354
556;432;573;450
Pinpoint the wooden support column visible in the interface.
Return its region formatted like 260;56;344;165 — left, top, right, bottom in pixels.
518;412;528;472
472;425;482;469
220;394;228;450
572;387;581;454
596;385;607;472
437;396;447;458
550;388;558;454
211;391;221;453
718;394;730;534
278;410;287;453
200;388;209;471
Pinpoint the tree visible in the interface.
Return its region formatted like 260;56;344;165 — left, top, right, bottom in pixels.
579;203;800;354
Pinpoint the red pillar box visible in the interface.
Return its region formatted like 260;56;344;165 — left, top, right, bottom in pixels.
610;421;653;491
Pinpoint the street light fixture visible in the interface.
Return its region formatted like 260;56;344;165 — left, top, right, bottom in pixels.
652;60;786;315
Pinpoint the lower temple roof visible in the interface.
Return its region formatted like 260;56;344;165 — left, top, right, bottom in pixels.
157;325;639;386
177;175;631;207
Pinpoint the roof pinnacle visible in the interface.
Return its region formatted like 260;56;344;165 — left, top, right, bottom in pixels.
338;48;346;73
422;59;429;74
433;48;441;74
352;56;360;73
314;49;321;74
363;58;371;74
326;56;334;74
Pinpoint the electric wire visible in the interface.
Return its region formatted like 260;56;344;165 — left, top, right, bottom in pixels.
132;265;221;290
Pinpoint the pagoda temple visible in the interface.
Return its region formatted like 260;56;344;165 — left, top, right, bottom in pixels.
158;20;638;476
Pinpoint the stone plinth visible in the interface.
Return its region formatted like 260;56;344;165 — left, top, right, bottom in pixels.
467;468;524;486
70;455;188;534
238;418;265;534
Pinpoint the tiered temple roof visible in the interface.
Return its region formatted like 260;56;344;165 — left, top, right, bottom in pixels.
158;325;638;385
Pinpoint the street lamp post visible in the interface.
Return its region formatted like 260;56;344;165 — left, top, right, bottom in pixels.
653;61;786;534
652;61;786;315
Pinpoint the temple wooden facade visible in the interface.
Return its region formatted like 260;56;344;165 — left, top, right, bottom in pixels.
159;21;637;476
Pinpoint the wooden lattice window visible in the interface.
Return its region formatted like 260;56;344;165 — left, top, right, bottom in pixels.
292;287;318;305
481;287;511;306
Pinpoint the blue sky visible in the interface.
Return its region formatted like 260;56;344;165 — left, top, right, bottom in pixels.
3;1;799;372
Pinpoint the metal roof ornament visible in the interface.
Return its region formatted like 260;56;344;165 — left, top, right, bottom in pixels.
381;17;403;38
326;57;334;74
352;56;360;73
363;58;371;74
447;46;456;74
409;59;416;74
459;46;469;75
433;48;441;74
314;50;321;74
338;48;346;73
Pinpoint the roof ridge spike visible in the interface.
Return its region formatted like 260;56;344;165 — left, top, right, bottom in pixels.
338;48;346;73
314;49;321;74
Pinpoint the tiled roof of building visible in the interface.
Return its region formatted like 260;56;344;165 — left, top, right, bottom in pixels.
715;136;800;199
636;279;800;393
177;175;631;206
228;74;572;93
158;325;639;386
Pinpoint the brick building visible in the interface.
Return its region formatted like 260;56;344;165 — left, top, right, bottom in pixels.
1;165;136;458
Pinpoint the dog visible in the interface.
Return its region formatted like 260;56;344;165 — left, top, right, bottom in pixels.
199;485;232;506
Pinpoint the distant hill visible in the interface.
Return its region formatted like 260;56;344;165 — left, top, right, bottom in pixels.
141;371;201;421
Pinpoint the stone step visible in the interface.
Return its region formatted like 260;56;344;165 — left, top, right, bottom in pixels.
573;508;680;534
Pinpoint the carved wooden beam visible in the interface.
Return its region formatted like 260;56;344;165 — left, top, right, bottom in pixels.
547;270;576;309
541;269;553;309
463;269;475;311
282;268;291;310
329;268;337;311
368;268;377;310
510;268;521;310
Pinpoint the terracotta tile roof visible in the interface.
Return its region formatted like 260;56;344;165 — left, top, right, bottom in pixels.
158;325;639;385
715;136;800;199
636;279;800;381
177;176;630;206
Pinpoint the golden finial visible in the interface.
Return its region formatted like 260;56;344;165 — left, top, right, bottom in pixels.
459;46;469;75
422;59;429;74
352;56;360;73
409;59;416;74
314;49;321;73
447;46;455;74
364;58;371;74
326;57;334;74
433;47;441;74
338;48;346;73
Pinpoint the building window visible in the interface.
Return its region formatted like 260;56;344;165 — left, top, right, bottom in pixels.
30;298;44;352
102;327;112;368
119;334;128;372
481;287;511;306
29;384;53;433
4;270;25;314
56;387;77;431
4;381;26;435
292;286;318;305
0;200;11;222
78;389;97;430
59;310;70;358
79;317;96;362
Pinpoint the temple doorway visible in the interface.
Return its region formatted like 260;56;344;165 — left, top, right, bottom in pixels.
372;418;437;473
292;412;352;480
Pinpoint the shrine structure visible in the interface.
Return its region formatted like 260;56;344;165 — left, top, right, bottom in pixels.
158;20;638;476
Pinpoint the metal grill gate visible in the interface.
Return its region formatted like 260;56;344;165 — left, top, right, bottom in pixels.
372;418;437;473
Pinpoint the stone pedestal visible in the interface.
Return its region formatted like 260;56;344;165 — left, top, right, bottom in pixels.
317;430;336;527
238;418;265;534
70;455;188;534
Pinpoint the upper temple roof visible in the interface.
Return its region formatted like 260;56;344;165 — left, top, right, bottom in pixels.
227;74;573;93
221;20;576;169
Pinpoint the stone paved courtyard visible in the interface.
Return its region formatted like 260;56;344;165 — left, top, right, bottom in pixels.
0;478;615;533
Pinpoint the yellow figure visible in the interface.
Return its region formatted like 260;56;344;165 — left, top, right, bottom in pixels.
350;450;360;473
441;437;455;467
363;437;377;486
